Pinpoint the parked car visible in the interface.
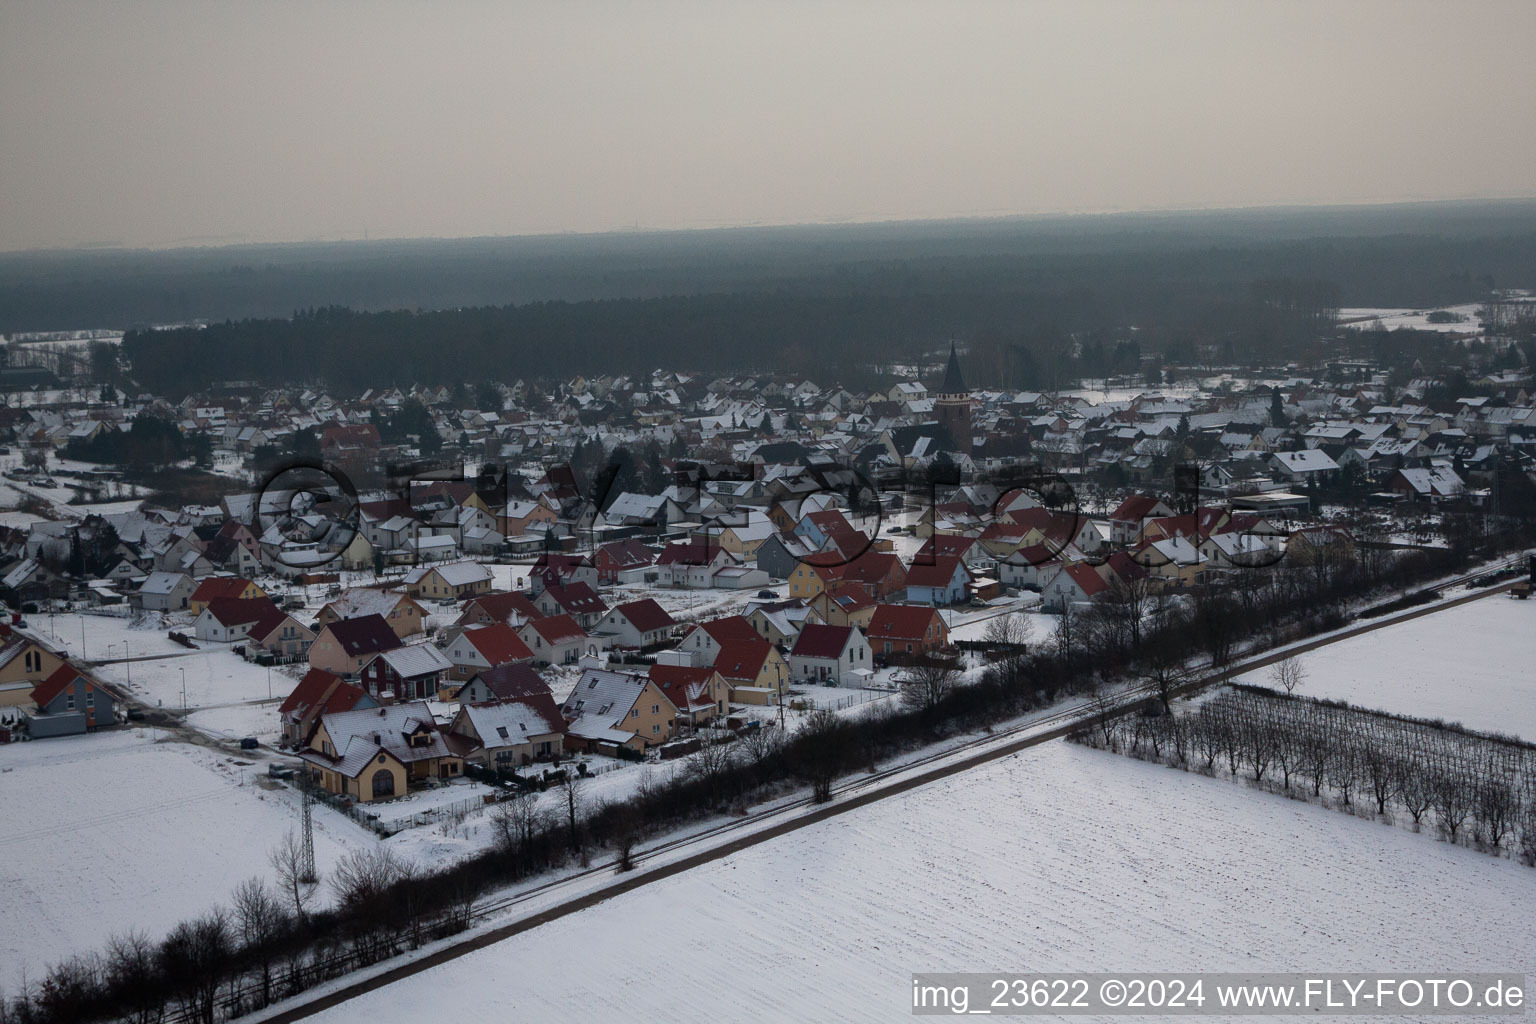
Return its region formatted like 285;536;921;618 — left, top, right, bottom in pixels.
756;589;777;598
239;737;260;750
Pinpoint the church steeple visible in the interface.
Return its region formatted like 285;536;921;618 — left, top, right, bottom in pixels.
934;342;973;454
939;342;967;395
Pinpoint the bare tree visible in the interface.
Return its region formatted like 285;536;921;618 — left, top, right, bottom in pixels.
559;770;585;856
160;909;231;1024
232;876;286;1008
1141;633;1191;715
1269;656;1306;696
982;612;1034;674
269;830;319;923
105;930;164;1024
489;789;549;870
900;660;957;721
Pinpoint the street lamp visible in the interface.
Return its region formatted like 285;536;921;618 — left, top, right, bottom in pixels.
180;667;187;710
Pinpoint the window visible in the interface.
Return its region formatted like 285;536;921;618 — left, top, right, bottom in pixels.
86;692;94;709
651;704;659;714
651;723;660;734
66;693;75;710
629;708;638;718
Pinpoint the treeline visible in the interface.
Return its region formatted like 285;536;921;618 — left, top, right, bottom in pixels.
1077;686;1536;864
98;210;1536;394
8;201;1536;333
1;525;1519;1023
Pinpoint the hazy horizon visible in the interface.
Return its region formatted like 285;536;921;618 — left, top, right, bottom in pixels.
4;0;1535;252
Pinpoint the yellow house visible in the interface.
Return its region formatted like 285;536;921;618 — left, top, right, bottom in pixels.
404;561;495;601
188;576;267;615
788;562;833;601
300;702;462;802
560;668;679;751
0;631;67;708
713;640;789;705
316;589;428;639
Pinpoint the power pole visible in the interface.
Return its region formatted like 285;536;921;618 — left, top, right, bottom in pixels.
300;772;317;883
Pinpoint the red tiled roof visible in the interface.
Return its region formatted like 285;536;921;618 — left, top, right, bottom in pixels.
1109;494;1166;522
904;554;971;589
597;538;654;570
463;662;551;702
462;623;535;665
462;591;543;624
613;598;675;634
189;576;252;604
278;668;368;717
713;640;774;682
203;597;284;633
525;614;586;644
699;616;759;644
31;664;102;708
866;604;944;642
790;623;856;660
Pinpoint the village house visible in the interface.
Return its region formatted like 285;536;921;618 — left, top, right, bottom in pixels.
278;668;376;747
192;597;286;644
648;664;731;729
404;560;495;602
533;581;609;628
903;554;974;606
447;696;566;768
187;575;267;615
300;701;464;802
358;643;455;702
452;661;551;705
866;604;950;658
308;614;403;677
0;628;68;708
443;623;535;681
592;598;676;649
133;570;196;612
560;667;677;753
457;590;543;629
518;614;592;667
788;623;873;684
26;665;119;738
594;538;655;584
712;639;790;705
316;588;428;639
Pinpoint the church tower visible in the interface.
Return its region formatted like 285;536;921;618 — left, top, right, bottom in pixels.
934;342;973;454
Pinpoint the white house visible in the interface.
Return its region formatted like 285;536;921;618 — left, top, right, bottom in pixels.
787;623;873;684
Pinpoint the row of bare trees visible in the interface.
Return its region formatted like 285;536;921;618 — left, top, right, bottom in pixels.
1077;685;1536;865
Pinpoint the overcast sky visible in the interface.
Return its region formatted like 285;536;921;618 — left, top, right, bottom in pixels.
2;0;1534;251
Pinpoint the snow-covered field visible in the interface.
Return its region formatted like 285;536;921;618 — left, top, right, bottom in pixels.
31;610;301;710
0;729;360;985
307;741;1536;1024
1234;594;1536;741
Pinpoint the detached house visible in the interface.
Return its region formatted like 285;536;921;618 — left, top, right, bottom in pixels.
560;668;677;752
866;604;949;658
405;560;495;602
0;628;68;708
134;571;196;612
359;643;455;702
444;623;535;681
593;598;676;649
26;665;119;737
712;640;789;705
188;576;267;615
648;664;730;728
788;623;873;684
277;668;376;747
316;589;427;639
903;554;973;606
533;582;608;628
448;697;566;768
518;614;592;667
308;614;403;677
300;702;463;802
